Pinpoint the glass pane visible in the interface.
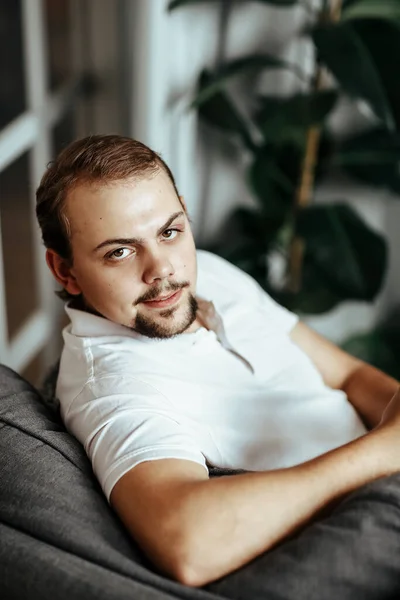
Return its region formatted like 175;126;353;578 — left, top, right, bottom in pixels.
53;108;76;156
0;0;26;128
0;153;39;341
45;0;72;90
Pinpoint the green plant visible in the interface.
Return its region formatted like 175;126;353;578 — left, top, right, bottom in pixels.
169;0;400;313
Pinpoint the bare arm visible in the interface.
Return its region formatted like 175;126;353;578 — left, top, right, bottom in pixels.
290;321;399;428
111;392;400;587
340;362;399;429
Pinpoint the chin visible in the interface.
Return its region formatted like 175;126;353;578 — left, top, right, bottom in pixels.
133;294;198;339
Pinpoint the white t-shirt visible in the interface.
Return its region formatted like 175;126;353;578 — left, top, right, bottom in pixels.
57;250;367;502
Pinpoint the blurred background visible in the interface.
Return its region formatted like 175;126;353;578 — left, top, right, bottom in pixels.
1;0;400;387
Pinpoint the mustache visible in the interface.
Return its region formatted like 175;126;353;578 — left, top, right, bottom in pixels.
134;281;190;305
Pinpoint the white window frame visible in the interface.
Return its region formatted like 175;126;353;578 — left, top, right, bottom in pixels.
0;0;86;374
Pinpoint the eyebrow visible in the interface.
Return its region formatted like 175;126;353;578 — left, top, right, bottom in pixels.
93;211;185;252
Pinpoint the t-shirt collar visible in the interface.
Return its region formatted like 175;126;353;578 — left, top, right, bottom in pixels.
65;296;220;340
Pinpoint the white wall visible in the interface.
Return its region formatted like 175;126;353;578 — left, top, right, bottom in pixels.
128;0;310;235
128;0;398;343
128;0;222;237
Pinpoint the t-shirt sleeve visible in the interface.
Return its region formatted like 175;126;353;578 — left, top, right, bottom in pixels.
62;376;208;502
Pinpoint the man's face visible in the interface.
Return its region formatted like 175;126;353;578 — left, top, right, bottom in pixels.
59;170;199;338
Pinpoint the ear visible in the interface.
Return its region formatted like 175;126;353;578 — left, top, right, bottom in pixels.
179;195;188;213
45;249;82;296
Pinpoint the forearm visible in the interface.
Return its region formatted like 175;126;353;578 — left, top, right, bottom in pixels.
342;363;398;429
174;429;394;587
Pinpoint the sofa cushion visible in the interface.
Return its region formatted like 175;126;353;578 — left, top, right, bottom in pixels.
3;363;400;600
0;364;221;600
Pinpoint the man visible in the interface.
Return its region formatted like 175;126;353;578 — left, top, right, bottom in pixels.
36;134;400;589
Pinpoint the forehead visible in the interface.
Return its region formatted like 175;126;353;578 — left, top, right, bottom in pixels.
65;170;182;244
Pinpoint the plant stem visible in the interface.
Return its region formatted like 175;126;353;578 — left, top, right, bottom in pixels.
286;0;343;295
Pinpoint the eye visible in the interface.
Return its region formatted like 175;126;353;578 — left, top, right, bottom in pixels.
162;228;179;240
106;247;134;261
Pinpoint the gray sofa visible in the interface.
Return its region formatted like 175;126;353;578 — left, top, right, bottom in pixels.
2;363;400;600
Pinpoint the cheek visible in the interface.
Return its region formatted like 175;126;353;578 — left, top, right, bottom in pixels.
74;262;121;299
181;236;196;264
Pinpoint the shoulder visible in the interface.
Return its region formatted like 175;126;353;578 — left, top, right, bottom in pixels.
196;250;261;297
196;250;298;332
59;371;175;428
197;249;245;278
57;329;155;413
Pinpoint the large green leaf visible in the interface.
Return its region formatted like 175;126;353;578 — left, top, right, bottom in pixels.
192;54;304;108
342;329;400;379
297;204;387;301
342;0;400;25
248;144;300;223
225;206;277;241
248;133;334;229
342;306;400;378
314;129;336;183
206;234;270;289
168;0;298;10
214;206;275;250
196;70;255;150
336;127;400;194
350;20;400;129
311;22;396;131
254;90;338;145
276;276;343;314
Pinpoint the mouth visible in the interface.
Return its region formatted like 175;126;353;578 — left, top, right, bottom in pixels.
143;289;183;309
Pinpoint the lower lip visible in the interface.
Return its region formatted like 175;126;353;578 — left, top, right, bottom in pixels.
143;289;183;309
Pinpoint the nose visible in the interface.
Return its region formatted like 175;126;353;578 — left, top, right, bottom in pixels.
142;248;175;284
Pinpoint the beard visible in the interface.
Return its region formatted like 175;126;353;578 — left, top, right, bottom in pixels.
133;292;198;339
